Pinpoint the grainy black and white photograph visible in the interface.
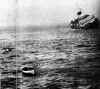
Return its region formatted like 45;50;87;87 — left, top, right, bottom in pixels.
0;0;100;89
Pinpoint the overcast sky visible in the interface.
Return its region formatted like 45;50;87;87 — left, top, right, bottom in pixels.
0;0;99;26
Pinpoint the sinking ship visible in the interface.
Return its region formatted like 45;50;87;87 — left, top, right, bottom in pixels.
70;10;99;29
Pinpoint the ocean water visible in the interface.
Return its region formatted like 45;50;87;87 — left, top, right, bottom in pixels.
0;27;100;89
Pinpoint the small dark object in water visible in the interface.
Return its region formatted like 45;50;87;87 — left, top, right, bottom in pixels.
1;47;14;54
77;10;82;16
21;66;35;76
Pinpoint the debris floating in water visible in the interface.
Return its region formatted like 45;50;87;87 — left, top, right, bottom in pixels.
21;66;35;76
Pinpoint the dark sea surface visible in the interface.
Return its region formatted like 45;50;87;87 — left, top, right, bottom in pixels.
0;27;100;89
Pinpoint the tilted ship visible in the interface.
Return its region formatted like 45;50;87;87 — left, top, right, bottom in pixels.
70;10;99;29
